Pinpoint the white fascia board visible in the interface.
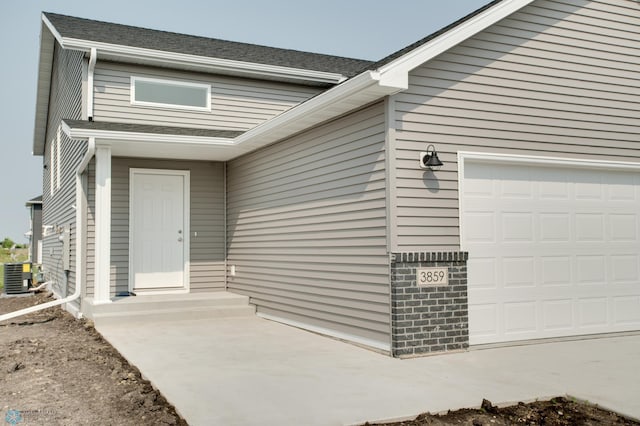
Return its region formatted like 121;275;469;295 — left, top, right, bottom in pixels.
41;14;64;45
33;20;58;156
234;70;400;146
54;38;346;85
61;121;235;147
377;0;535;87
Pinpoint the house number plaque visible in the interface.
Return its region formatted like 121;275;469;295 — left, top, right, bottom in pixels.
416;267;449;286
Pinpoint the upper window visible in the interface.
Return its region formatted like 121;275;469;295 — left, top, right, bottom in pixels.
131;77;211;111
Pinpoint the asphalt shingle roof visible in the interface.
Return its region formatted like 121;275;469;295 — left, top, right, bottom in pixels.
44;12;373;78
63;120;244;139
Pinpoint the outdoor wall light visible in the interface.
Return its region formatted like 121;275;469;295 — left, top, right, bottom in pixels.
419;144;443;171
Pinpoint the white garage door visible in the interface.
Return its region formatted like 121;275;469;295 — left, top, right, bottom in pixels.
461;158;640;345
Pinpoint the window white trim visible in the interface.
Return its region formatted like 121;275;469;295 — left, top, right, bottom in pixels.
56;126;61;190
49;140;54;196
130;76;211;112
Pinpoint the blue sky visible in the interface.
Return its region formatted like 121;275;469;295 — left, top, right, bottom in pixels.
0;0;489;242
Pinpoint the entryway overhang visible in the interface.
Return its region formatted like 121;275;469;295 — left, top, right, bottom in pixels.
62;120;241;161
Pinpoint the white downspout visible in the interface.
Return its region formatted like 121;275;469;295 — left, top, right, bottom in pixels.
87;48;97;121
0;138;96;323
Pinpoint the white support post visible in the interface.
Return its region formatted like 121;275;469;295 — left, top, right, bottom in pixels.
94;144;112;304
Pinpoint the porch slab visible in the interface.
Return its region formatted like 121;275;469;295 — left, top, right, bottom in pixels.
84;291;255;326
96;316;640;426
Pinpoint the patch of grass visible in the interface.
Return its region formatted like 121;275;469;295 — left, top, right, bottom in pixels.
0;248;29;291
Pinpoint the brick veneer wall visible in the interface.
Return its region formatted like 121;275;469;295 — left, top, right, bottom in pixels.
390;252;469;358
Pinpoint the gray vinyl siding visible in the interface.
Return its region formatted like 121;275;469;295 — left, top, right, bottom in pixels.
86;160;95;296
41;45;84;303
93;62;322;130
85;158;225;297
393;0;640;251
226;102;390;347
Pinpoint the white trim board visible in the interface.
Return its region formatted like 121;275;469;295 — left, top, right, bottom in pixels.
93;145;112;304
458;151;640;173
376;0;535;88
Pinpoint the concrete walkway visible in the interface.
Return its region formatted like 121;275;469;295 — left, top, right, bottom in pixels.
96;316;640;426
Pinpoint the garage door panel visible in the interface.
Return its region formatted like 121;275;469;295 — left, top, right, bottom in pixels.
504;301;537;335
501;286;573;301
502;213;534;241
542;299;573;331
576;255;606;284
574;172;605;200
503;257;535;287
464;212;495;242
539;176;569;199
608;174;638;200
469;304;498;338
462;162;495;197
611;255;639;282
578;298;608;328
609;214;637;241
575;213;605;241
463;160;640;345
468;258;497;289
613;296;640;326
501;176;534;199
541;256;571;286
540;213;571;241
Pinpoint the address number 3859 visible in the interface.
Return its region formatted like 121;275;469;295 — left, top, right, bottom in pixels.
416;267;449;286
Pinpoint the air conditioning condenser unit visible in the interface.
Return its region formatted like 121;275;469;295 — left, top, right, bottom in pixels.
3;263;32;295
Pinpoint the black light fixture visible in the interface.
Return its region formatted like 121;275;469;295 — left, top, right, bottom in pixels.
419;144;443;171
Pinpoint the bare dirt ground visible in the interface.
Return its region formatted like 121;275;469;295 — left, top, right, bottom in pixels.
368;397;640;425
2;292;638;426
1;292;187;425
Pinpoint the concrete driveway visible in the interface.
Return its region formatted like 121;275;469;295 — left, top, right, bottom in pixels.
96;316;640;426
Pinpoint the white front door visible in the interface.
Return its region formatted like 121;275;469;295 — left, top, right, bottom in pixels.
130;169;189;292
